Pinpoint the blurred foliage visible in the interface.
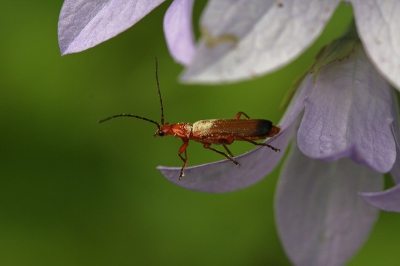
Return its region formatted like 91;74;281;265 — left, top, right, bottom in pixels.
0;1;398;265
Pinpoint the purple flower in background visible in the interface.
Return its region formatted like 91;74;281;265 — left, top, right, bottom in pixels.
58;0;400;265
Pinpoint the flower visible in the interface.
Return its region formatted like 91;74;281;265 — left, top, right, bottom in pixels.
57;0;196;64
159;3;400;266
58;1;400;265
159;26;400;265
158;2;400;205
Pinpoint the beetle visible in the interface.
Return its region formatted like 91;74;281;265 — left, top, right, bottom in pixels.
99;59;281;180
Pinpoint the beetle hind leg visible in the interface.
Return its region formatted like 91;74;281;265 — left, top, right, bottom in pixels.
222;144;234;157
203;144;240;166
259;143;280;152
234;111;251;120
241;138;280;152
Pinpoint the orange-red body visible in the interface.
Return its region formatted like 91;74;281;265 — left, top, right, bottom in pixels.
158;119;280;145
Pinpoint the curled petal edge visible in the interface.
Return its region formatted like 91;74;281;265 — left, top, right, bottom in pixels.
359;183;400;212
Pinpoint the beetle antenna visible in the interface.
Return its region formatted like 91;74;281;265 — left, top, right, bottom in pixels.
98;114;161;129
155;58;165;126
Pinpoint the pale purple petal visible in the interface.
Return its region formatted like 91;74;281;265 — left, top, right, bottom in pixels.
276;143;382;266
181;0;340;83
157;125;293;193
58;0;166;55
163;0;195;66
352;0;400;90
297;45;396;173
360;183;400;212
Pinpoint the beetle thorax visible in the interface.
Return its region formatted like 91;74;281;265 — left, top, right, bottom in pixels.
171;123;192;138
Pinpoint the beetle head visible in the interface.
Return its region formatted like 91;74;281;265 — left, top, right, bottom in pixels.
154;123;172;137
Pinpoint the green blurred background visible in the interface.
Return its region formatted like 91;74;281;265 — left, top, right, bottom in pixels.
1;1;398;265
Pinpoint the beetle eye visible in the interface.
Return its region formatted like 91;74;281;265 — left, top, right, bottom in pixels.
158;130;165;136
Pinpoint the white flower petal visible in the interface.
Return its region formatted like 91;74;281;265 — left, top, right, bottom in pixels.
181;0;340;83
352;0;400;89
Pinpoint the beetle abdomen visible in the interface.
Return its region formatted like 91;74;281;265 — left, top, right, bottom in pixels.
253;119;273;136
192;119;276;142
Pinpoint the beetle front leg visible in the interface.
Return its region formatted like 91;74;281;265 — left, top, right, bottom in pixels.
203;143;240;166
178;141;189;180
234;111;251;120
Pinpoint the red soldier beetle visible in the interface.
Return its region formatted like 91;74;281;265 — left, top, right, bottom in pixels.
99;59;281;180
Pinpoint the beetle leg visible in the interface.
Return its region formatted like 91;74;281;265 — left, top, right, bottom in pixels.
222;144;234;157
203;143;240;166
239;137;280;152
178;141;189;180
234;111;251;120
